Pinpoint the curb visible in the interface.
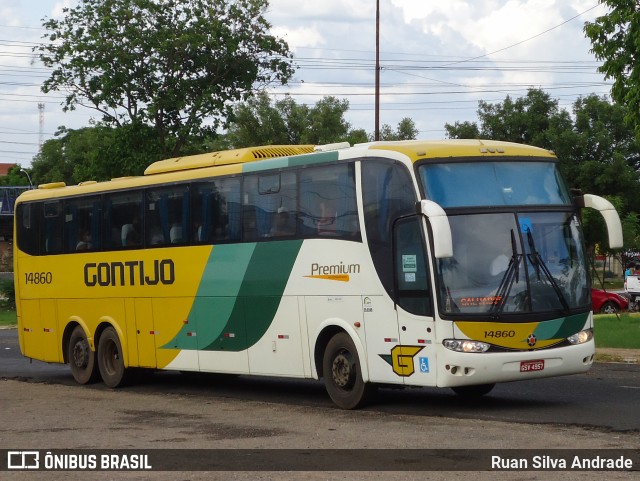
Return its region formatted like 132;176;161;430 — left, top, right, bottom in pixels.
595;349;639;364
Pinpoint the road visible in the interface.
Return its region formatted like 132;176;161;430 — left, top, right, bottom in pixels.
1;328;638;481
1;329;638;431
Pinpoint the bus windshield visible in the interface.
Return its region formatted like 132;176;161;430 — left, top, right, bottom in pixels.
419;160;572;207
434;212;589;318
417;160;589;319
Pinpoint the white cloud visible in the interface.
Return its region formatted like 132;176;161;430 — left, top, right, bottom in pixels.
271;25;325;50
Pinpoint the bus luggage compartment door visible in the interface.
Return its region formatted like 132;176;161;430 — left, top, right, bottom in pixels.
20;299;60;362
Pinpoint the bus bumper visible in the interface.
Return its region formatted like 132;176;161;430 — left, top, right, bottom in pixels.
434;339;595;387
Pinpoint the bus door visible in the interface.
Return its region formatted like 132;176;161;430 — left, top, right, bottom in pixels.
392;216;437;386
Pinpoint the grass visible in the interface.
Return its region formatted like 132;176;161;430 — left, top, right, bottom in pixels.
593;312;640;349
597;279;625;290
0;310;17;327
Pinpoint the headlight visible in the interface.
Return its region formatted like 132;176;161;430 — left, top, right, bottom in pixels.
443;339;490;353
567;329;593;345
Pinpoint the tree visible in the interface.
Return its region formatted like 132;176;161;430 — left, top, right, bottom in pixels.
36;0;294;156
304;96;351;144
584;2;640;138
0;166;31;187
448;89;565;148
379;118;419;141
444;121;480;139
30;125;166;185
226;92;308;147
226;94;370;147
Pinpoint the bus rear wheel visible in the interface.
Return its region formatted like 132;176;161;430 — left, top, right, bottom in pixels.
97;327;128;388
68;325;99;384
451;383;495;397
322;332;375;409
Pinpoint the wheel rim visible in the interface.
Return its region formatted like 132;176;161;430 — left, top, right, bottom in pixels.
72;339;89;369
332;349;356;390
603;304;616;314
103;340;120;376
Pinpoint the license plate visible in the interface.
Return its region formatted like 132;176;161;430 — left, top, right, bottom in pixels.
520;360;545;372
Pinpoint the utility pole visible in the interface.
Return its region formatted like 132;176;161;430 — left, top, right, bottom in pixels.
375;0;380;141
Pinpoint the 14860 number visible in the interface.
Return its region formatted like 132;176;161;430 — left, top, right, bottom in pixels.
24;272;53;285
484;330;516;338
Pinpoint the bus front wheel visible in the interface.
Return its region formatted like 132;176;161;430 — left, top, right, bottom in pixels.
97;327;128;388
322;332;375;409
68;325;99;384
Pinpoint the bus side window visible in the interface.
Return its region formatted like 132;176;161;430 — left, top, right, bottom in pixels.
275;172;298;237
220;177;242;242
42;201;63;255
64;196;101;253
16;202;40;256
362;160;417;297
299;163;360;240
145;185;189;247
243;171;298;240
192;183;214;243
193;177;241;244
104;191;143;249
242;176;260;240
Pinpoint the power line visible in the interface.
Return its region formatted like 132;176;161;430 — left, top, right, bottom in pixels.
440;4;602;67
0;140;39;146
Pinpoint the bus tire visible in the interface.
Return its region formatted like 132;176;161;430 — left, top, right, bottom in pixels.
322;332;374;409
451;383;495;397
68;325;99;384
97;327;128;388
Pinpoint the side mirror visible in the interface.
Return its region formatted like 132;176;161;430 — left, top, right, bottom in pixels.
580;194;624;249
418;200;453;258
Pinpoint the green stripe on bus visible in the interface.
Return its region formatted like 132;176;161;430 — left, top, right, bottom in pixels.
162;240;303;352
242;151;339;173
532;312;589;340
202;240;303;351
161;243;256;350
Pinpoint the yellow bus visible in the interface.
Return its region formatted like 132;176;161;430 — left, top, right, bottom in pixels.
13;140;622;409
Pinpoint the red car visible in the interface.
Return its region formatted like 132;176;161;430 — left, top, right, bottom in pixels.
591;288;629;314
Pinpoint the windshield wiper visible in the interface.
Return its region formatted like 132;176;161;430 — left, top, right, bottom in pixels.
526;230;570;312
490;230;522;318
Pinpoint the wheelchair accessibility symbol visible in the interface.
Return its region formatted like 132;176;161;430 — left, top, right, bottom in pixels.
419;357;429;373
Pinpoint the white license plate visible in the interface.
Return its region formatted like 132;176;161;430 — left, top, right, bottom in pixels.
520;360;545;372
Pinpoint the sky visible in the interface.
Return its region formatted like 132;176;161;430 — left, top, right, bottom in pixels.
0;0;612;170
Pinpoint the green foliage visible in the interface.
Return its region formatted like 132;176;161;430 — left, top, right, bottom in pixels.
345;128;369;145
226;92;305;147
227;93;362;147
30;124;166;184
444;121;480;139
304;96;351;144
379;118;418;141
0;278;15;311
584;2;640;139
0;165;31;187
36;0;294;157
478;89;561;147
